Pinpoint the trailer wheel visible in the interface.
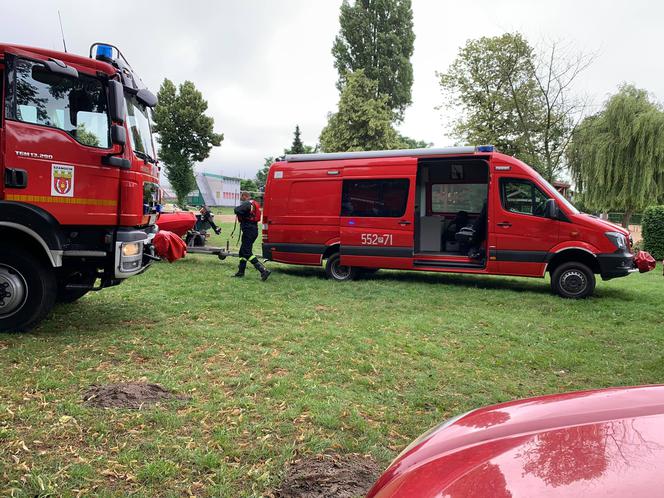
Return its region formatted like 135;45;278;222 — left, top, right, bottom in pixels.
325;253;357;281
0;247;57;332
551;262;595;299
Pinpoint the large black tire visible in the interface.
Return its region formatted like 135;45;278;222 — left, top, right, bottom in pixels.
325;253;357;281
551;262;596;299
0;247;57;332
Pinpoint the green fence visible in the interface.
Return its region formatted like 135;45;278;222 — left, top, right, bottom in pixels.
608;212;643;225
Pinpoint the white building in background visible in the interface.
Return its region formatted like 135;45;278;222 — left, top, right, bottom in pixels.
161;170;242;207
194;172;241;207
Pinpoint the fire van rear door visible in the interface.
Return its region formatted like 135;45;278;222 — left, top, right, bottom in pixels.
339;160;416;270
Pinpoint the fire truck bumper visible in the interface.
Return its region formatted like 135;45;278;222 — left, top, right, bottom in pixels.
114;226;158;279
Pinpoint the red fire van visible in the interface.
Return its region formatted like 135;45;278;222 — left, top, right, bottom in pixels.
261;146;650;298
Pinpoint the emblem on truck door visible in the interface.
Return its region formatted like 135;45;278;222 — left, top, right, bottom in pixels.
51;164;75;197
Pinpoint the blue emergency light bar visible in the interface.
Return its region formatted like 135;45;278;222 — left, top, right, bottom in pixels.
476;145;495;152
96;44;113;60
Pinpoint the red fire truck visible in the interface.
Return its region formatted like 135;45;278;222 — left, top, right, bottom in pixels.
0;43;163;331
262;146;652;298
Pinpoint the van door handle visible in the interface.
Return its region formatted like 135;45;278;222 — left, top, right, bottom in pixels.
497;222;512;228
398;220;411;226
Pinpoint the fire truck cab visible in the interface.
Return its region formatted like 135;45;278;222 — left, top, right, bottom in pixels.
0;43;161;331
262;146;647;298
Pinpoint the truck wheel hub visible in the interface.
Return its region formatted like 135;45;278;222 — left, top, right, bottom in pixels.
0;265;28;317
561;270;586;294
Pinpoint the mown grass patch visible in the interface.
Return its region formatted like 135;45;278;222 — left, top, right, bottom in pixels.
1;226;662;496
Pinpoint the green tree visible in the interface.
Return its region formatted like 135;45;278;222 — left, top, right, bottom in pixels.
397;133;431;149
568;85;664;227
255;157;274;191
153;79;223;207
287;125;305;154
240;179;258;192
332;0;415;120
439;34;592;181
320;70;401;152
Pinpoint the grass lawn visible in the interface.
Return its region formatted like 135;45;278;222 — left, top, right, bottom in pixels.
1;224;663;496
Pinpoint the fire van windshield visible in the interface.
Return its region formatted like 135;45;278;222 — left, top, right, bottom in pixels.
125;95;156;163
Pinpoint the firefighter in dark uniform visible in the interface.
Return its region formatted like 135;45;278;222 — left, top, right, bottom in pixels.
233;191;271;280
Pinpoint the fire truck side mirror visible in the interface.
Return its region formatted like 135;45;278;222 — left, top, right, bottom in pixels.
44;59;79;78
108;80;125;124
111;124;126;146
136;88;158;108
102;155;131;169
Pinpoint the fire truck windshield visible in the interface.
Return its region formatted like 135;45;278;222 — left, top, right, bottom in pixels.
125;95;156;163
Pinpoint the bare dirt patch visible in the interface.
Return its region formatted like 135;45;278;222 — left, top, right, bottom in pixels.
82;382;187;409
276;453;380;498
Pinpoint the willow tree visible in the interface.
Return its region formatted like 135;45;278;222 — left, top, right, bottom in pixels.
567;85;664;227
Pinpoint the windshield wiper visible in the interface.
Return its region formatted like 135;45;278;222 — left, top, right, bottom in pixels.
134;150;157;164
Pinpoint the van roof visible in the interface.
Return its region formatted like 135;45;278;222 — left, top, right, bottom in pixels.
284;145;494;163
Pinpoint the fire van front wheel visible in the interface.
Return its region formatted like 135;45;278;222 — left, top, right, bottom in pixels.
551;262;596;299
0;247;57;332
325;253;357;281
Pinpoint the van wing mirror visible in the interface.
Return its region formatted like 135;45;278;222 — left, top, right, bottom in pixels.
136;88;158;108
544;198;559;219
108;80;125;124
44;58;78;78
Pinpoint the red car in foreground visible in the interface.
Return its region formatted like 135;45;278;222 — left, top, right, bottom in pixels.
368;385;664;497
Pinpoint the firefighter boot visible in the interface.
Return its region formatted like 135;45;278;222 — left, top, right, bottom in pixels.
250;256;271;281
234;258;247;277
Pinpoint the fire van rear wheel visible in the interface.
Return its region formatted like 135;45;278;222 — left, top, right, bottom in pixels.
551;262;596;299
325;253;357;281
0;247;57;332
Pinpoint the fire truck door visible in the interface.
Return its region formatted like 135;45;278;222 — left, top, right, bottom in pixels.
2;50;120;226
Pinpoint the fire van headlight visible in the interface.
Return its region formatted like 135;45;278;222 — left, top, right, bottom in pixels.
605;231;627;251
122;242;142;257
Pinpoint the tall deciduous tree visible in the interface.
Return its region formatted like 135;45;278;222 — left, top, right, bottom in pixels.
320;70;400;152
332;0;415;120
567;85;664;227
439;33;592;181
153;79;223;207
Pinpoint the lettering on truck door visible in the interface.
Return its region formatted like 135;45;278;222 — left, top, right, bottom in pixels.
339;167;416;270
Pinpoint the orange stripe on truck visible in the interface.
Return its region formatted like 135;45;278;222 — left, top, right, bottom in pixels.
6;194;117;207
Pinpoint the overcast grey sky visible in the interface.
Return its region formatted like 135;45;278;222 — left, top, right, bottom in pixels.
4;0;663;178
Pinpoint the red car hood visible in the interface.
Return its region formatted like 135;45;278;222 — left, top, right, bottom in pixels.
369;385;664;498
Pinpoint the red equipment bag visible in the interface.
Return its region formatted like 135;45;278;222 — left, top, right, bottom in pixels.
635;250;656;273
248;199;262;223
153;230;187;263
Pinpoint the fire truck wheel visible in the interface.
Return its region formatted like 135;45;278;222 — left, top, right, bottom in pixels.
325;253;357;281
551;262;596;299
0;247;57;332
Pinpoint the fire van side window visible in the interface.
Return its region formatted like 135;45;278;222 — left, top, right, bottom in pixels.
12;59;109;148
501;179;550;217
341;179;409;217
